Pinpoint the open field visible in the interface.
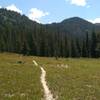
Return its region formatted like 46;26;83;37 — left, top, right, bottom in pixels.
0;53;100;100
35;56;100;100
0;53;43;100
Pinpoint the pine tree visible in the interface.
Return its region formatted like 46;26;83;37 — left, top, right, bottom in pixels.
82;40;87;57
91;31;97;57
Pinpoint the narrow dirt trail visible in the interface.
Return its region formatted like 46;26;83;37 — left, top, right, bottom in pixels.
40;67;55;100
33;60;55;100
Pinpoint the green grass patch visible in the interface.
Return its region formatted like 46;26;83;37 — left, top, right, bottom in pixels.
36;57;100;100
0;53;43;100
0;53;100;100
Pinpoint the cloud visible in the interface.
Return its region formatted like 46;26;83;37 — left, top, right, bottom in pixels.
66;0;87;6
28;8;49;23
6;4;22;14
88;18;100;23
86;5;91;8
0;6;2;8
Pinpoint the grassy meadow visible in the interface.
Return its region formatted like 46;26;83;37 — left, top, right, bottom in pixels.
0;53;43;100
35;57;100;100
0;53;100;100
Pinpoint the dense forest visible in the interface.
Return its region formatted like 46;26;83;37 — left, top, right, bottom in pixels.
0;8;100;58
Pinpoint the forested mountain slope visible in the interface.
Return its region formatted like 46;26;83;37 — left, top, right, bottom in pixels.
0;8;100;57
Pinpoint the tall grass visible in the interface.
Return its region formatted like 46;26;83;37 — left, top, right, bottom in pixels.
36;57;100;100
0;53;100;100
0;53;43;100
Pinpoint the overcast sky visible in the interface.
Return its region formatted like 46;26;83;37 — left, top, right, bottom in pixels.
0;0;100;24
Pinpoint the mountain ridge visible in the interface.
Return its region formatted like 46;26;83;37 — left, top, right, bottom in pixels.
0;8;100;57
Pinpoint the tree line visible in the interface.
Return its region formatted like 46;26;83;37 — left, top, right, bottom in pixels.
0;8;100;58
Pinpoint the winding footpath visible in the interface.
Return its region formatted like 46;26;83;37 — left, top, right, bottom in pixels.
33;60;55;100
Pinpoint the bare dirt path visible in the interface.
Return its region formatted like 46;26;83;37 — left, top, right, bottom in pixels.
40;67;55;100
33;60;55;100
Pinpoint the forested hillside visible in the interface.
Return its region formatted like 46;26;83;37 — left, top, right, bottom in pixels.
0;8;100;57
